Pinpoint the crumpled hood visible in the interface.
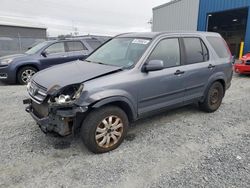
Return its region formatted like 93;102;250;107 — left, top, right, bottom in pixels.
32;60;122;89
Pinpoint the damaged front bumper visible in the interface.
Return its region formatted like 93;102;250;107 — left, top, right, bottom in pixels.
23;98;88;136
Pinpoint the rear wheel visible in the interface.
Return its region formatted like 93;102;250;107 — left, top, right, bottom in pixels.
17;66;37;85
81;106;129;153
199;82;224;113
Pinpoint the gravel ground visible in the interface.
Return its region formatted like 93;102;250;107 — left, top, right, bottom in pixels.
0;75;249;188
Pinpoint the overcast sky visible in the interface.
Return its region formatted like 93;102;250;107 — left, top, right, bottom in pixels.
0;0;170;36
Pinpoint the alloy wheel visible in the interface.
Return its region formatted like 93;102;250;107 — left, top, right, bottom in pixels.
21;69;36;83
95;115;124;148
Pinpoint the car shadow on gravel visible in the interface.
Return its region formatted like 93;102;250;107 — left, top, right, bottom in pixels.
0;81;20;86
234;73;250;78
27;125;93;155
0;81;6;86
130;104;200;128
27;104;202;155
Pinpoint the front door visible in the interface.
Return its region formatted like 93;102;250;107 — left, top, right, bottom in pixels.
138;38;186;115
40;42;69;69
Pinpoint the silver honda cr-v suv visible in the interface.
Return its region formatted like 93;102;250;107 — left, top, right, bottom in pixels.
24;32;233;153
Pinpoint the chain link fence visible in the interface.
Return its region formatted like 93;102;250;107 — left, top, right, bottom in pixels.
0;35;46;57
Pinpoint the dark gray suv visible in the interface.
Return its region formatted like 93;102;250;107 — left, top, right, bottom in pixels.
0;36;109;84
24;32;233;153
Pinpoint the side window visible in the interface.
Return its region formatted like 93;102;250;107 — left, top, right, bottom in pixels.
85;39;102;50
148;38;180;68
183;38;205;64
206;36;231;58
67;41;87;52
45;42;65;54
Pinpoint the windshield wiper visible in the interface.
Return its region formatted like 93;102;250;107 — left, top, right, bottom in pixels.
85;59;107;65
85;59;121;67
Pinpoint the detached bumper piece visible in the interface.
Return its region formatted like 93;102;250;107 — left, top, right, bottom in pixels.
24;99;88;136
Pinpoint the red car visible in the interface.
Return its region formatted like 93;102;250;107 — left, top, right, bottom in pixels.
234;52;250;74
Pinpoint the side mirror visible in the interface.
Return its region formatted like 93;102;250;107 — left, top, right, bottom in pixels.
143;60;164;72
41;51;48;57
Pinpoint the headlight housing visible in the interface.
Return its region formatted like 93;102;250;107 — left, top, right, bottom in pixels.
1;58;13;65
50;84;84;105
55;95;71;104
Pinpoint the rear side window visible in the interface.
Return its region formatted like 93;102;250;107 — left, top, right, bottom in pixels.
148;38;180;68
85;39;102;50
206;36;230;58
182;38;207;64
67;41;87;52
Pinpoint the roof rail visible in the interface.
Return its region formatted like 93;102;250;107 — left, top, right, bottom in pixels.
57;35;111;41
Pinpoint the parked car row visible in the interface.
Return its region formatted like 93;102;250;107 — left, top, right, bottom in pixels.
0;36;110;84
23;32;233;153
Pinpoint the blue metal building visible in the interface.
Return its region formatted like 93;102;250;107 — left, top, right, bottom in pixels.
153;0;250;56
198;0;250;55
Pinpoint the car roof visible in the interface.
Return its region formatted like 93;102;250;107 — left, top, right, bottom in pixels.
45;37;105;43
117;31;221;39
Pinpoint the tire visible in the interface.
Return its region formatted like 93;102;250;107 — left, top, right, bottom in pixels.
17;66;37;85
199;82;224;113
81;106;129;154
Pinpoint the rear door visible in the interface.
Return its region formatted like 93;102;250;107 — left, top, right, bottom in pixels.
179;37;214;103
206;36;233;87
65;41;89;62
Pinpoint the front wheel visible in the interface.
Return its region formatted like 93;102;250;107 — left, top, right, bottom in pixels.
17;66;37;85
199;82;224;113
80;106;129;153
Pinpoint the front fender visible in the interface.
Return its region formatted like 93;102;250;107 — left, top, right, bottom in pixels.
76;89;137;120
15;61;41;72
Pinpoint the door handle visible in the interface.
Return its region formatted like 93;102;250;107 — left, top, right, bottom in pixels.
208;64;215;69
174;70;185;75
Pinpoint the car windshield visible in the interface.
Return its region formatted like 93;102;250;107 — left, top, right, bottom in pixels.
86;37;151;68
25;41;50;55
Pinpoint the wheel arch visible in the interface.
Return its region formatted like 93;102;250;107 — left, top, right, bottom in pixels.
16;64;39;82
203;75;226;102
216;79;226;94
91;96;137;123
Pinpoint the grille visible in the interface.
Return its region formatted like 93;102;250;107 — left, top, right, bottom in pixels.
32;80;47;91
28;81;47;104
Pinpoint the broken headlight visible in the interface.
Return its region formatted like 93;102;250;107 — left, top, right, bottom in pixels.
50;84;84;105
